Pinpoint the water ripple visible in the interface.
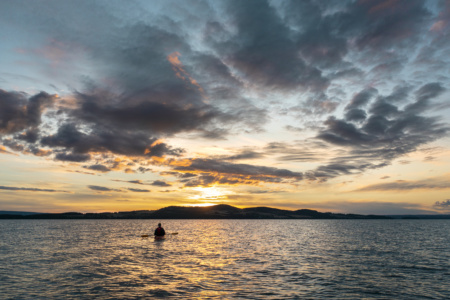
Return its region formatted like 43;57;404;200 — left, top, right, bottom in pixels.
1;219;449;299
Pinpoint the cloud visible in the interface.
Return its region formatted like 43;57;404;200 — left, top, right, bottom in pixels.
0;185;69;193
55;152;91;162
1;0;449;194
151;180;172;187
16;128;40;143
174;158;303;187
345;87;378;111
40;123;184;158
127;188;151;193
344;108;367;123
0;145;17;156
224;150;265;160
433;200;450;210
263;141;326;162
354;176;450;192
84;164;111;173
335;0;431;52
87;185;121;192
72;90;225;138
212;0;329;92
112;179;144;185
112;179;171;187
405;82;446;113
0;3;268;164
312;83;448;180
0;90;55;135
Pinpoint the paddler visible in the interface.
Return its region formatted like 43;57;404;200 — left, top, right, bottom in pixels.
154;223;166;238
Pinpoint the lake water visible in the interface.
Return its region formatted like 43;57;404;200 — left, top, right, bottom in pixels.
1;219;449;299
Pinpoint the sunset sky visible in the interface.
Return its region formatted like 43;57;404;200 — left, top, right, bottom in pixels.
1;0;450;214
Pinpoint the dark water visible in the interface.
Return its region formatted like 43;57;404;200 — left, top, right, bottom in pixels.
1;219;449;299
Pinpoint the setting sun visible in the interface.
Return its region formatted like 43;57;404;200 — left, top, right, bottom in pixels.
189;186;233;202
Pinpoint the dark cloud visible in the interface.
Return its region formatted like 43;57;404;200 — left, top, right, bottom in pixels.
183;174;242;187
381;85;412;103
285;125;304;132
434;200;450;209
0;90;55;135
278;154;321;162
313;83;448;180
26;146;52;157
368;99;399;118
119;180;144;185
332;0;432;52
73;91;224;137
1;139;25;152
180;173;197;178
187;158;303;179
423;156;436;161
307;162;388;181
212;0;329;92
263;141;325;162
60;17;267;140
345;109;367;122
87;185;121;192
318;117;373;146
224;150;264;160
151;180;172;187
84;164;111;173
281;0;348;69
55;152;91;162
40;123;183;158
345;88;378;111
16;128;40;143
405;83;446;113
0;185;69;193
276;0;433;85
128;188;151;193
175;158;303;186
137;167;152;173
246;189;283;194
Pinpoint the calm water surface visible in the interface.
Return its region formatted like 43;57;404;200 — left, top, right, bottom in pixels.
1;219;449;299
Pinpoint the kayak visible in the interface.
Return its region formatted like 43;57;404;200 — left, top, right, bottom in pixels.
154;236;165;241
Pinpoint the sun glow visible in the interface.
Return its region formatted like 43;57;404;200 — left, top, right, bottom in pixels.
184;203;217;207
188;186;233;201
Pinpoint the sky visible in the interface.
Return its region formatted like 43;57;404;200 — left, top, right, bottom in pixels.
1;0;450;214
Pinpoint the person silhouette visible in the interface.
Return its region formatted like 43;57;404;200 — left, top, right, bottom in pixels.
154;223;165;240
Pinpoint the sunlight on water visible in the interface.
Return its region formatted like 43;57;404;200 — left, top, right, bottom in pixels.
1;219;449;299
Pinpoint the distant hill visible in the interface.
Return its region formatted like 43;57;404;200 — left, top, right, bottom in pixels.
0;211;46;216
0;204;392;219
388;214;450;219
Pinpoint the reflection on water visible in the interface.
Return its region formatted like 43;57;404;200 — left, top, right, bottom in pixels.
1;219;449;299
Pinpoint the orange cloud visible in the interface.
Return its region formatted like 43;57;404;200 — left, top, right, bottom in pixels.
430;20;446;32
0;145;18;156
167;51;205;96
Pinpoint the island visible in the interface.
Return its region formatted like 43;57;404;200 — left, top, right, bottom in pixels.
0;204;394;219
